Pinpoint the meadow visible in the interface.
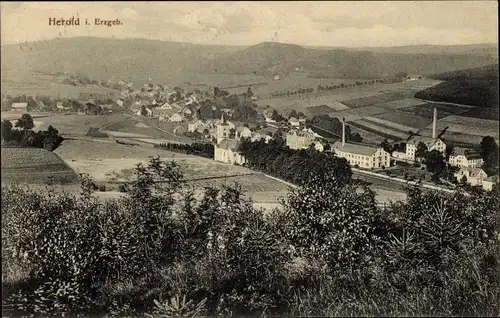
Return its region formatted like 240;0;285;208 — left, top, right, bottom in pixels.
1;69;119;99
1;147;79;185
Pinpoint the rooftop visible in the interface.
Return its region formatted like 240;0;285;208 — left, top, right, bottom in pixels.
217;138;241;151
332;141;380;156
407;135;440;146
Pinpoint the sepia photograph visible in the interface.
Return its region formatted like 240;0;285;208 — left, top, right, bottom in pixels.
1;1;499;317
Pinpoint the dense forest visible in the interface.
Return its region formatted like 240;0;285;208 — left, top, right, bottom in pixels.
414;64;499;119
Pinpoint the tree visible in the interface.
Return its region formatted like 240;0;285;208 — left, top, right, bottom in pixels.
415;141;428;159
380;139;392;153
288;110;298;119
349;132;363;143
424;150;447;182
1;119;13;142
480;136;499;167
15;114;35;136
229;128;236;139
140;105;149;116
247;87;253;98
214;87;220;98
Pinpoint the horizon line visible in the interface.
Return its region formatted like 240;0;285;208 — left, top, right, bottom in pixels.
2;35;498;49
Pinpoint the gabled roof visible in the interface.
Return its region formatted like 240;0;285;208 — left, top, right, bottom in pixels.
236;126;251;133
407;136;442;147
217;138;241;151
458;167;487;177
332;142;380;156
452;147;483;160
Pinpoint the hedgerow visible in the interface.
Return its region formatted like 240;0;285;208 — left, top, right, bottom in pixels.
2;156;499;317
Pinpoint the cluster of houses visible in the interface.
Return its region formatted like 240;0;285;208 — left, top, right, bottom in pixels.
212;114;275;165
212;105;497;191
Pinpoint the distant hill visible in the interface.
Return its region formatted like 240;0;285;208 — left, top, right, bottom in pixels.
307;43;498;56
204;42;499;78
1;37;498;85
0;37;243;84
414;64;499;119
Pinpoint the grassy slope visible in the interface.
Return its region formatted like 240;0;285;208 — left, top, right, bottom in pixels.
207;42;499;78
2;38;498;87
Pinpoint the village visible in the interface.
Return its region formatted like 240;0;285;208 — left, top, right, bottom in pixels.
5;74;495;193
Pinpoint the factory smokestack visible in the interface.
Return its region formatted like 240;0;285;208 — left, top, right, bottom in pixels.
342;117;346;147
432;107;437;138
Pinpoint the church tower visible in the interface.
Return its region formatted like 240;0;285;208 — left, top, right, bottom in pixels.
216;113;230;144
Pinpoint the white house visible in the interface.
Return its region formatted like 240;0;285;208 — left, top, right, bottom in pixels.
406;136;446;160
289;117;300;127
159;102;173;109
11;102;28;112
286;129;316;150
116;99;124;107
313;141;327;152
236;126;252;139
214;139;246;165
482;175;499;191
136;107;153;117
169;113;183;122
454;167;488;186
188;119;208;133
449;148;484;168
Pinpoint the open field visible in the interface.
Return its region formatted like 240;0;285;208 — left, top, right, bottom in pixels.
424;115;500;140
1;147;79;185
354;119;410;136
1;112;131;136
362;116;419;132
342;91;410;108
348;120;408;141
373;112;433;130
399;103;470;118
377;98;427;109
1;69;119;98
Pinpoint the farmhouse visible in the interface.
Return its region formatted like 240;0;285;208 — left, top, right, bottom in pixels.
313;140;328;152
214;139;246;165
136;107;153;117
116;99;124;107
11;102;28;112
153;108;176;119
286;129;316;150
169;113;183;122
236;126;252;139
333;118;391;169
449;148;484;168
454;167;488;186
188;119;208;133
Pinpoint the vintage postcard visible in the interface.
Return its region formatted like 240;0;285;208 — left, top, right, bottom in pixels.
1;1;499;317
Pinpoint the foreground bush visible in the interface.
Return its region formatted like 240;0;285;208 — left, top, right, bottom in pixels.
2;157;499;317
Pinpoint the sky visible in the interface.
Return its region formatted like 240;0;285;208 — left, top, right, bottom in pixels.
1;1;498;47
